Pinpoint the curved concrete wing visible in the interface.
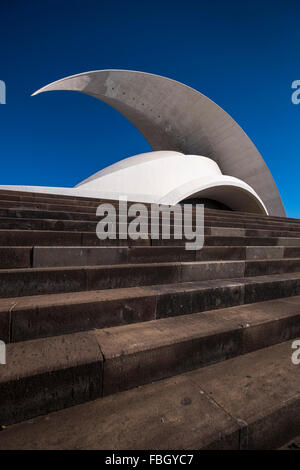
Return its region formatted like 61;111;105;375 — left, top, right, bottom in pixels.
32;69;285;216
159;175;268;214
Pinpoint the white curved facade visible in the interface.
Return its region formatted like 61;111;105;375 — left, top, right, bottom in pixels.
31;69;285;216
76;150;268;214
0;69;285;216
0;150;268;214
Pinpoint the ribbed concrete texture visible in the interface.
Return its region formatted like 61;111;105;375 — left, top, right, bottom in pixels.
0;189;299;449
32;70;285;216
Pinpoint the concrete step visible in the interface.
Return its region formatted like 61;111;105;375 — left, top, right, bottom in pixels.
279;435;300;450
0;189;106;204
2;272;300;343
199;209;300;226
94;295;300;396
0;296;299;427
2;206;300;235
0;217;98;232
0;199;101;215
0;189;299;449
0;339;298;449
0;230;151;246
0;192;107;207
3;206;300;231
28;245;300;267
2;216;300;241
1;188;300;226
0;187;104;198
0;331;103;426
2;194;300;231
2;258;300;298
0;260;242;298
0;190;298;221
0;245;238;269
2;245;300;269
3;230;300;247
152;234;300;246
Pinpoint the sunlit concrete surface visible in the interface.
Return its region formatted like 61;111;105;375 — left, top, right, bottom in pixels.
31;69;285;216
0;70;285;216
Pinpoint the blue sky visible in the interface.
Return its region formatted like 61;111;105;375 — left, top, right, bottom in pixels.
0;0;299;216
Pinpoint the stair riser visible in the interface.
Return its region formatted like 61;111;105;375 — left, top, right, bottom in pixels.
2;213;300;236
1;190;300;225
3;208;300;232
245;259;300;277
247;399;300;450
0;193;100;206
0;200;99;215
33;246;300;268
0;219;200;236
0;332;103;426
0;190;109;204
2;230;299;247
1;200;300;229
5;276;300;343
0;339;298;450
0;230;151;247
101;313;300;396
3;246;300;269
0;218;98;232
0;363;102;426
1;189;300;443
2;259;300;298
31;246;240;268
7;293;157;343
2;218;300;241
154;236;300;247
1;306;300;426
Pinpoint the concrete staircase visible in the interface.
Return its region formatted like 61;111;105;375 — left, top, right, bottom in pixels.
0;189;299;449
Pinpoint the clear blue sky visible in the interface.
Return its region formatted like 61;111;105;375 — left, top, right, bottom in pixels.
0;0;299;216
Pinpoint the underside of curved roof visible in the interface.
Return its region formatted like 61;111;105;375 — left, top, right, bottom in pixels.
32;69;285;216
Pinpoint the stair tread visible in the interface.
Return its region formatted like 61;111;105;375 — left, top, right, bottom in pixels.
4;294;299;370
1;189;300;449
95;295;300;356
2;207;300;230
0;330;102;382
279;435;300;450
0;340;298;449
2;271;300;311
2;295;299;397
2;257;300;273
1;198;300;226
0;188;299;223
0;229;300;248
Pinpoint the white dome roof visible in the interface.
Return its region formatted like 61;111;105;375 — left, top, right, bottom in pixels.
0;149;268;214
76;150;268;214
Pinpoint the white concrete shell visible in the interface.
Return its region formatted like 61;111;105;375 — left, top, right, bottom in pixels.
32;69;285;216
76;150;268;214
0;150;268;214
